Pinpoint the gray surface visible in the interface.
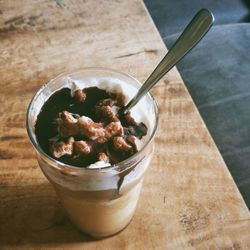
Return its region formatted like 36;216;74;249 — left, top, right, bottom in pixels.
144;0;250;208
144;0;250;37
166;23;250;208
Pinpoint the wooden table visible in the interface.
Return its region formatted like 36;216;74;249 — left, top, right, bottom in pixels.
0;0;249;249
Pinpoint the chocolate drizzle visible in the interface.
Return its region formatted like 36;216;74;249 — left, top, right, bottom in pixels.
35;87;148;168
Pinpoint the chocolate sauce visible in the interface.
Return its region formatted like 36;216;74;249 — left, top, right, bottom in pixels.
35;87;147;167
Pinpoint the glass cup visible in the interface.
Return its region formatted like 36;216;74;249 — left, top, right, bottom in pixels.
26;68;158;238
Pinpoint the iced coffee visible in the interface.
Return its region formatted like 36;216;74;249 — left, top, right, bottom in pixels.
26;68;158;238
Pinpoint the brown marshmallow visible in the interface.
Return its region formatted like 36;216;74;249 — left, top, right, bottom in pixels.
56;111;123;143
51;137;74;158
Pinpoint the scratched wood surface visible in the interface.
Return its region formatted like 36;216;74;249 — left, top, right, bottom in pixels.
0;0;249;249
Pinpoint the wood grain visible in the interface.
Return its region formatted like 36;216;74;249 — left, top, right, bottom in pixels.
0;0;249;249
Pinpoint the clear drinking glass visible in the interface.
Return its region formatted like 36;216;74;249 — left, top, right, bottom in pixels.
26;68;158;238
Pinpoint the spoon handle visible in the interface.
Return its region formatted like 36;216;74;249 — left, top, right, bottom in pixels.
121;9;214;114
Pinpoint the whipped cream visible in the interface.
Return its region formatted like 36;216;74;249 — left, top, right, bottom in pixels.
87;160;111;169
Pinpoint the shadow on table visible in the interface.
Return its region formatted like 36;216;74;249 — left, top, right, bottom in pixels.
0;182;95;246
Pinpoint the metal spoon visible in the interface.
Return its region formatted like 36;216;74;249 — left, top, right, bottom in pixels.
119;9;214;115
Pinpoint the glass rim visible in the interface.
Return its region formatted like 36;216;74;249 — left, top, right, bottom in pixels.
26;67;159;173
